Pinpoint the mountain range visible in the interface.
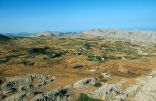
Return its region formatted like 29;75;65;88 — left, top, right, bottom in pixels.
1;29;156;43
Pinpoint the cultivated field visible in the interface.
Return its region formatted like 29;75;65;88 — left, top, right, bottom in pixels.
1;36;156;100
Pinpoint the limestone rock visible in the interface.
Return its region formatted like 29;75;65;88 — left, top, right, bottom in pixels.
73;78;96;89
101;72;111;79
92;83;123;100
30;87;71;101
0;74;55;101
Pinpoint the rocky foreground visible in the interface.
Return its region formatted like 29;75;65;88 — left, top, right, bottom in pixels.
1;70;156;101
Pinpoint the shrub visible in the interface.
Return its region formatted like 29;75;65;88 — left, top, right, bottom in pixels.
94;82;102;87
100;44;117;52
28;47;47;55
84;42;92;49
100;43;138;55
98;75;107;82
77;93;102;101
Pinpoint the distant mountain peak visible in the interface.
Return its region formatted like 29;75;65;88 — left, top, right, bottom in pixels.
35;32;56;37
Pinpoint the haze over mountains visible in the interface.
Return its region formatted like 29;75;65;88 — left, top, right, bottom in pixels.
1;29;156;44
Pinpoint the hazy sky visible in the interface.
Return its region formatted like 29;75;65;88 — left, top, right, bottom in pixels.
0;0;156;33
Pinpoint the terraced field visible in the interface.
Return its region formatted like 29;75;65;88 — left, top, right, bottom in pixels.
1;36;156;101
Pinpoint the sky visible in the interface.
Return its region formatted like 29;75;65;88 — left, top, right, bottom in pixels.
0;0;156;33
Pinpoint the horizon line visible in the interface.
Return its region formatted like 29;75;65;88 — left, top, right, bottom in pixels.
1;28;156;34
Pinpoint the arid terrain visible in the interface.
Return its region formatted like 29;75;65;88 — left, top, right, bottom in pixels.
1;30;156;101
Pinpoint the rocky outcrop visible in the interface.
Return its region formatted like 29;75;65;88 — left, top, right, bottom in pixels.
92;83;127;100
133;71;156;101
30;87;71;101
124;70;156;101
0;74;55;101
73;78;96;89
4;91;27;101
101;72;111;79
2;71;156;101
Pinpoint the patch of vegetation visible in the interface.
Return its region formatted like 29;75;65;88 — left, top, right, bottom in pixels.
28;46;64;58
88;55;108;62
94;82;102;87
98;75;107;82
93;75;108;87
83;42;93;49
9;50;18;53
28;47;48;55
77;93;102;101
100;44;117;52
108;56;122;60
124;55;142;59
66;40;84;45
127;71;139;77
100;42;138;55
87;55;122;62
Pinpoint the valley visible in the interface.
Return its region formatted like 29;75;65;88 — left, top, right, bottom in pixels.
1;31;156;101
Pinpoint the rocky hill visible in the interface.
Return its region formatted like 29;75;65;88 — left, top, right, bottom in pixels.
81;29;156;44
2;32;36;37
35;32;56;37
0;34;10;40
35;31;80;37
0;34;10;44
